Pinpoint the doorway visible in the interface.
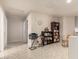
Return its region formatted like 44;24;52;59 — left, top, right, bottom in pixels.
6;14;28;49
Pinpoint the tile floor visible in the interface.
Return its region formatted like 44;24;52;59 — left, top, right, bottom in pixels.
0;43;68;59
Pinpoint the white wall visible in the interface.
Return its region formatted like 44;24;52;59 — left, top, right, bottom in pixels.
27;12;75;47
28;12;52;35
27;14;32;47
75;16;78;33
7;15;26;43
0;6;7;51
24;19;28;43
69;36;78;59
63;16;75;36
27;12;52;47
4;13;7;48
51;16;75;40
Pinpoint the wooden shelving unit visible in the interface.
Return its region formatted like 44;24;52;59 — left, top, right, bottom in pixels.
51;22;60;43
41;31;53;46
41;22;60;46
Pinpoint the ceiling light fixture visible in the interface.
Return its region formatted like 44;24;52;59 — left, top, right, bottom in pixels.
67;0;72;3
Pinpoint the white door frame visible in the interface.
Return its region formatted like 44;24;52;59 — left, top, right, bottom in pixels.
23;19;28;43
0;6;7;52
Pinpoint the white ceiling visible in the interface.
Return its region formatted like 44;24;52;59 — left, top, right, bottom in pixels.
0;0;78;16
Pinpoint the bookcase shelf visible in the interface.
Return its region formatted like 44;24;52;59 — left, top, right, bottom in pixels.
51;22;60;43
41;22;60;46
41;31;53;45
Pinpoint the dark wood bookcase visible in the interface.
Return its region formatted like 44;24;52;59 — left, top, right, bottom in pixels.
41;31;53;46
51;22;60;43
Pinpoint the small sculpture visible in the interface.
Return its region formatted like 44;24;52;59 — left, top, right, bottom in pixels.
44;27;49;32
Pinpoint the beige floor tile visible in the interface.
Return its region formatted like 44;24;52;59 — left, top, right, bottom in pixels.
0;43;68;59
